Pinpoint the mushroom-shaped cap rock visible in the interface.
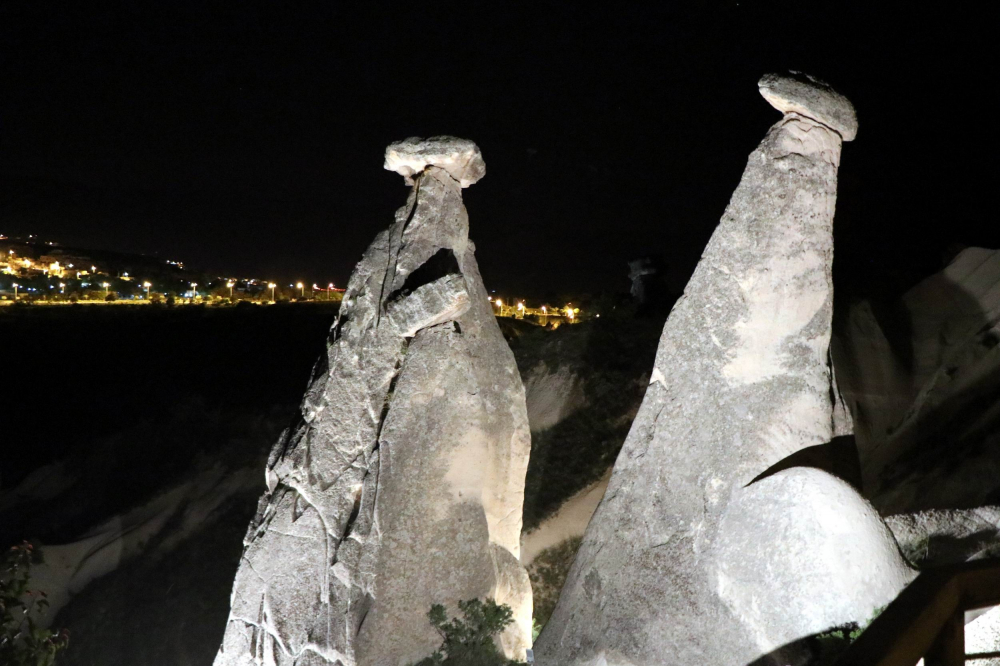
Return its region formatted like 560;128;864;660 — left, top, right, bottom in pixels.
759;72;858;141
384;136;486;187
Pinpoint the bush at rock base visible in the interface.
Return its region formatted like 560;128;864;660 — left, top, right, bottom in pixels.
409;599;524;666
1;542;69;666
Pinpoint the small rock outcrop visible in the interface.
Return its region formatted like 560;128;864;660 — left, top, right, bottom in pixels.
627;256;675;314
215;137;533;666
886;506;1000;566
535;75;911;665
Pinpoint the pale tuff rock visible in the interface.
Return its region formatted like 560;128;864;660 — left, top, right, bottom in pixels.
759;71;858;141
837;247;1000;510
521;364;587;434
384;136;486;188
215;138;532;666
535;76;910;665
716;469;914;657
25;463;260;627
966;605;1000;664
885;506;1000;566
885;506;1000;663
520;472;610;566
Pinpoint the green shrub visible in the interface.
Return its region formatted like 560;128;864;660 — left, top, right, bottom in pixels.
528;536;581;630
1;542;70;666
812;605;885;665
409;599;524;666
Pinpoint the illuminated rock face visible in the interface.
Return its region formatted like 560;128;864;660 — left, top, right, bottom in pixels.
886;506;1000;566
535;75;911;665
214;137;532;666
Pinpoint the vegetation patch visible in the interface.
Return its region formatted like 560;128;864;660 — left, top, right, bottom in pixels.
527;536;582;630
811;605;885;665
409;599;524;666
511;306;663;529
1;542;70;666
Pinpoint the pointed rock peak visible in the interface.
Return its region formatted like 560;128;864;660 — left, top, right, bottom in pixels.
384;136;486;187
759;71;858;141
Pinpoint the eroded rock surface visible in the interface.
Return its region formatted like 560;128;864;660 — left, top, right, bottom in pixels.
758;71;858;141
535;75;910;665
716;468;913;661
834;248;1000;512
886;506;1000;566
215;137;532;666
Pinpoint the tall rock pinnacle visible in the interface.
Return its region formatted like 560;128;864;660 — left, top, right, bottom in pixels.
534;75;912;665
215;136;533;666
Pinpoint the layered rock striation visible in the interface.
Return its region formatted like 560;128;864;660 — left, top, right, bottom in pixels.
215;137;532;666
535;74;912;665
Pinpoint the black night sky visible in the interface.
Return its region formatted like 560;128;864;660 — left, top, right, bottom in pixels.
0;3;993;298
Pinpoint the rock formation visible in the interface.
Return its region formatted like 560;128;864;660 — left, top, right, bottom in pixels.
966;605;1000;664
834;247;1000;512
215;137;533;666
886;506;1000;566
627;256;672;312
535;73;913;665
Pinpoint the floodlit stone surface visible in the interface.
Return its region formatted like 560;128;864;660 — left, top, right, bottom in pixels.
215;138;531;666
384;136;486;188
535;75;907;665
716;468;913;656
967;605;1000;664
759;71;858;141
886;506;1000;565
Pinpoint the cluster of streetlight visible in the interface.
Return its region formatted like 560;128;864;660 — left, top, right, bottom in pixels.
7;275;340;305
487;296;580;320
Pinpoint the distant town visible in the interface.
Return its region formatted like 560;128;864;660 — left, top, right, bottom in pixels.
0;234;345;306
0;234;585;324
